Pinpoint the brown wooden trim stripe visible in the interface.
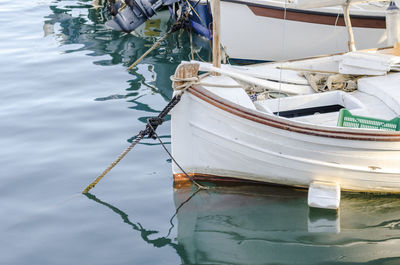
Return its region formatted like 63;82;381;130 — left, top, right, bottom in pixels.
174;173;276;185
173;173;306;189
188;85;400;142
222;0;386;28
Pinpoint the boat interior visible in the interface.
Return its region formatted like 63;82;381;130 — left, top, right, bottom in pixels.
195;47;400;130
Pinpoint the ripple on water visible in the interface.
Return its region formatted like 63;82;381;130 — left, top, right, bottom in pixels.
3;1;400;265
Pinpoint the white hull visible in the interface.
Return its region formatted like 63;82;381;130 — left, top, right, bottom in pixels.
219;0;388;61
171;73;400;193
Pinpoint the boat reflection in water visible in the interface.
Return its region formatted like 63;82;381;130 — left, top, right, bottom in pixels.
174;184;400;264
43;3;211;101
86;183;400;264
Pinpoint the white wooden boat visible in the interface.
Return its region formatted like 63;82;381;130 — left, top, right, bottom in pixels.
170;0;400;209
171;47;400;208
215;0;389;61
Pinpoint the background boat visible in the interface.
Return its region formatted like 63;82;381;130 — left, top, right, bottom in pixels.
98;0;390;61
190;0;390;62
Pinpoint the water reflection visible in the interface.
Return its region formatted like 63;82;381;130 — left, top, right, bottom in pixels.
84;192;193;264
85;184;400;265
42;3;400;264
174;185;400;265
44;1;211;103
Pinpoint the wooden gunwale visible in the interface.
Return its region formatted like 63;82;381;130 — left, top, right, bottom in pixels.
221;0;386;29
188;85;400;142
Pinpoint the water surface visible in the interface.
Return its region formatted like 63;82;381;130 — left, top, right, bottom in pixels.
1;1;400;264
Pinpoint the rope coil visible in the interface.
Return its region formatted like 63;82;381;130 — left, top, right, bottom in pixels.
171;75;201;91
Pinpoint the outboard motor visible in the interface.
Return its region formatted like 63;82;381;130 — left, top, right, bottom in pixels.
105;0;180;32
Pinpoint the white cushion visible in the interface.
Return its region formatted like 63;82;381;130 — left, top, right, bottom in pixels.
358;73;400;115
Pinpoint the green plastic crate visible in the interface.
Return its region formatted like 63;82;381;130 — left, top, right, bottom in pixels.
337;109;400;131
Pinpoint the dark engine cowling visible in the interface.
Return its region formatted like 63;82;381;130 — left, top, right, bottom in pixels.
106;0;178;33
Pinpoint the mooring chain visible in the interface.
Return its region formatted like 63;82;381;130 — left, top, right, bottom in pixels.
82;9;206;194
82;94;207;193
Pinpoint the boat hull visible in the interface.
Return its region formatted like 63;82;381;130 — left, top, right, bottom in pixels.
171;86;400;193
218;0;387;61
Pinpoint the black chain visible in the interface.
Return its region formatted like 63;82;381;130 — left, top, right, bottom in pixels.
142;94;182;139
82;94;202;193
143;94;208;190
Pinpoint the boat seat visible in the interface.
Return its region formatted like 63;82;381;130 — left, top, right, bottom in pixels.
292;107;384;127
292;112;340;126
202;75;257;110
254;91;364;115
358;73;400;116
254;91;369;126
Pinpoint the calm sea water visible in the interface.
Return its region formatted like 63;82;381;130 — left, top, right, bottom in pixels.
2;1;400;264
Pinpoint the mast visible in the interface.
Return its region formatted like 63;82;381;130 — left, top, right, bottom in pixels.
343;1;356;52
212;0;221;73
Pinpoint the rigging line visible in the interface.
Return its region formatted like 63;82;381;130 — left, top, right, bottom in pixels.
127;12;188;71
82;95;184;194
189;24;195;60
206;0;213;61
185;0;207;28
334;12;340;50
147;122;209;190
187;27;208;62
191;0;201;9
277;0;288;116
84;188;202;262
165;188;202;237
84;193;181;249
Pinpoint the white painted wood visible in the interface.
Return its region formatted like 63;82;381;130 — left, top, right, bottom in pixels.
294;0;371;9
199;64;314;95
212;0;221;69
255;90;364;113
307;213;340;233
385;2;400;46
218;0;387;61
308;181;341;210
171;49;400;194
343;3;357;52
195;61;309;85
172;88;400;192
200;75;257;110
358;73;400;115
334;51;400;75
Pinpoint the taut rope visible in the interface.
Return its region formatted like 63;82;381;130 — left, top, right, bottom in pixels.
127;12;188;71
83;66;209;194
82;94;185;194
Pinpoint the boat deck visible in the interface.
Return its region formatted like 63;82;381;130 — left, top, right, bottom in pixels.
198;48;400;129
